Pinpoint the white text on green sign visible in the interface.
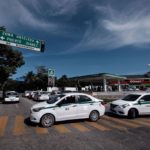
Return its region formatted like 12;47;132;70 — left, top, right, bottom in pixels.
0;30;44;51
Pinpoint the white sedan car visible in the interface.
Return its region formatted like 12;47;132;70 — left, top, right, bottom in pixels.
30;93;105;127
4;91;20;103
110;92;150;118
33;91;50;101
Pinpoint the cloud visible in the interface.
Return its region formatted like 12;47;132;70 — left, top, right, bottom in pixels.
43;0;80;16
64;0;150;53
1;0;150;55
0;0;80;33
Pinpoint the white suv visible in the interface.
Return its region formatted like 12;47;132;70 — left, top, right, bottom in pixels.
110;92;150;119
30;93;105;127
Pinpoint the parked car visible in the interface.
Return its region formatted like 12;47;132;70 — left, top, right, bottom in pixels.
29;91;38;99
4;91;20;103
110;92;150;119
33;91;50;101
30;92;105;127
24;91;31;97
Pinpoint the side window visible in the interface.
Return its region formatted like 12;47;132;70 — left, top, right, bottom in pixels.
141;95;150;102
77;95;92;103
59;96;76;106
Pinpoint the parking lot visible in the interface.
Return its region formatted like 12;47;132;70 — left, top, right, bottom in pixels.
0;96;150;150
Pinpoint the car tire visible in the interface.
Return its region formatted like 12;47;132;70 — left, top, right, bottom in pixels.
89;110;99;122
128;109;138;119
40;114;55;127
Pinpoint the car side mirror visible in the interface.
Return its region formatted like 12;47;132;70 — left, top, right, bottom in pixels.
138;99;144;104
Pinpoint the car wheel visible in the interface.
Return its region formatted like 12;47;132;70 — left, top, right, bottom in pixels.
89;110;99;122
128;109;137;119
41;114;55;127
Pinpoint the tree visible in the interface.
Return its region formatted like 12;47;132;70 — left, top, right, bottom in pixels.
36;66;47;75
24;66;48;91
24;71;36;90
56;75;77;89
0;26;6;31
0;44;24;90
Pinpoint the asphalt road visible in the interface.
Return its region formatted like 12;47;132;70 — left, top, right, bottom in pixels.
0;96;150;150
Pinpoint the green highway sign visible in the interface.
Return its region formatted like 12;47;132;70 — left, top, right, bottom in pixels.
48;69;55;77
0;30;45;52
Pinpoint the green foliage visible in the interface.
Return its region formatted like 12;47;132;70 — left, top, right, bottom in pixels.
0;26;6;31
56;75;77;88
36;66;47;75
0;44;24;89
24;69;79;91
24;68;48;91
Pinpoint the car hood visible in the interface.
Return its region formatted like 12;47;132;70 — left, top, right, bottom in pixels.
31;101;56;109
111;99;130;106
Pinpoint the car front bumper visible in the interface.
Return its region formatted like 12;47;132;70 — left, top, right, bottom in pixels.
110;106;128;116
30;112;41;123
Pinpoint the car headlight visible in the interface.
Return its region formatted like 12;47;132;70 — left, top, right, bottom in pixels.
32;107;45;112
120;104;130;109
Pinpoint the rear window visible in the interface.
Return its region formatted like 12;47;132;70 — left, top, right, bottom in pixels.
47;94;65;104
6;92;18;96
77;95;92;103
122;94;141;101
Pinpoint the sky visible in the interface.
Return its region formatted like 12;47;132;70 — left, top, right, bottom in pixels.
1;0;150;79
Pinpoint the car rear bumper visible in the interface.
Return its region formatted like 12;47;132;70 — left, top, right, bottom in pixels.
4;98;19;102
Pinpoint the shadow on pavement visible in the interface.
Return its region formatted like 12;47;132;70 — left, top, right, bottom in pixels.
24;117;37;127
24;117;89;128
105;112;150;119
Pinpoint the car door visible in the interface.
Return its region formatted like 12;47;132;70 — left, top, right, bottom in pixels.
138;95;150;115
56;95;78;121
76;95;94;118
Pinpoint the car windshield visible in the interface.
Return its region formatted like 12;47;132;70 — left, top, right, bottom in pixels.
47;94;65;104
122;94;141;101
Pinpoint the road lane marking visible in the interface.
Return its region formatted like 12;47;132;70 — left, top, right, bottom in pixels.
54;124;71;133
70;123;90;132
86;121;110;131
13;116;25;136
103;116;140;128
36;127;49;134
140;118;150;123
131;119;150;127
100;120;127;131
0;116;8;137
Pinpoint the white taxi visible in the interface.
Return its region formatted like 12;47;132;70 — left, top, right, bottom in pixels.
4;91;20;103
110;92;150;119
30;93;105;127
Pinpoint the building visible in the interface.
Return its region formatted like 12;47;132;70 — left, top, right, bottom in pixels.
71;72;150;92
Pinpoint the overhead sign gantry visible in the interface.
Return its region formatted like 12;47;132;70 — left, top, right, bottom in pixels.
0;30;45;52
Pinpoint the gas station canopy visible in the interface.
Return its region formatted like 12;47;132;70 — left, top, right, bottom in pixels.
71;73;127;82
